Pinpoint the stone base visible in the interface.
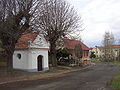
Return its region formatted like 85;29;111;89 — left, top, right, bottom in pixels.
13;67;49;72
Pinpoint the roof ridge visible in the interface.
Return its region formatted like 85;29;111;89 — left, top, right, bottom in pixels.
63;38;90;50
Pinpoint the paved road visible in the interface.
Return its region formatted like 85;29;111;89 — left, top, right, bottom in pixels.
0;62;120;90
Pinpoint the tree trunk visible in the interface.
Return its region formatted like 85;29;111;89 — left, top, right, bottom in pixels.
49;42;57;67
6;50;14;72
4;41;16;72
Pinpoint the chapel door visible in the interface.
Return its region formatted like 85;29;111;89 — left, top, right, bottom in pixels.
37;55;43;71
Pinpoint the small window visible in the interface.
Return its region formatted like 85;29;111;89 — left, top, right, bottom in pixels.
39;38;41;41
17;54;21;59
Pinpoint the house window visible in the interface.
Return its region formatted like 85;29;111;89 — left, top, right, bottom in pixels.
17;54;21;59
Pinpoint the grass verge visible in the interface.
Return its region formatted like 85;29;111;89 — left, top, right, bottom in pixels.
111;61;120;66
107;61;120;90
91;58;99;62
107;71;120;90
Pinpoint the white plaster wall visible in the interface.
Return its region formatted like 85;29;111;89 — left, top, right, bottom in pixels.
29;49;49;70
91;47;102;57
113;49;119;57
30;34;49;49
97;48;101;57
13;49;49;71
13;33;49;72
13;50;29;70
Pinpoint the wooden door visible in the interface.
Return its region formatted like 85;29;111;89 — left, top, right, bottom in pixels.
37;55;43;71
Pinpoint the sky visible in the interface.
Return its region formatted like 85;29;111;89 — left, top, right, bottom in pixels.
67;0;120;48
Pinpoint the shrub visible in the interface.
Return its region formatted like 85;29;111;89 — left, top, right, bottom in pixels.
56;48;71;59
90;51;96;59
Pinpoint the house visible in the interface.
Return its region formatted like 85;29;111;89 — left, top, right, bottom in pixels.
62;38;90;59
112;45;120;58
13;31;49;72
90;46;101;58
91;45;120;59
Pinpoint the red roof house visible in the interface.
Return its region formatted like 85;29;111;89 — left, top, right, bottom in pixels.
112;45;120;48
62;38;90;58
63;38;90;50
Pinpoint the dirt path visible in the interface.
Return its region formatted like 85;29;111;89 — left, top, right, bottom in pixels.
0;62;119;90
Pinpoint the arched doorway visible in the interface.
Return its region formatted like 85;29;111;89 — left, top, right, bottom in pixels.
37;55;43;71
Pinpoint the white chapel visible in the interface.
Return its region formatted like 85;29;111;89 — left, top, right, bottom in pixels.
13;31;49;72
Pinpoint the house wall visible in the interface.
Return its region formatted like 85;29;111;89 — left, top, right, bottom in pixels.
13;49;49;72
91;47;102;57
83;50;89;58
112;48;120;58
91;47;120;59
68;49;89;59
82;50;89;59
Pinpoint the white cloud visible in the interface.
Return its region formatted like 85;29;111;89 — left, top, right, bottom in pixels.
67;0;120;47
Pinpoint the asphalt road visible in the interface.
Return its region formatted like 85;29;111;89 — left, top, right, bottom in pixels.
0;62;120;90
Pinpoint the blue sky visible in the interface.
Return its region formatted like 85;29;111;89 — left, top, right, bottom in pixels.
67;0;120;48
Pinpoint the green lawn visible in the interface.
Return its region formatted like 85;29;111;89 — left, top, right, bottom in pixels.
112;61;120;66
91;58;99;62
107;71;120;90
107;61;120;90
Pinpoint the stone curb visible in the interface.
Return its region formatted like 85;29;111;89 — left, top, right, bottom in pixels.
0;65;94;85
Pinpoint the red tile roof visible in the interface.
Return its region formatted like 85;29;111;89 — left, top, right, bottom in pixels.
112;45;120;48
15;32;38;49
97;45;120;49
90;48;93;50
63;38;90;50
15;32;90;50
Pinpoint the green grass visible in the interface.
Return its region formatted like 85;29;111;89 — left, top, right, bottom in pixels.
112;61;120;66
91;58;99;62
107;71;120;90
0;61;7;66
107;61;120;90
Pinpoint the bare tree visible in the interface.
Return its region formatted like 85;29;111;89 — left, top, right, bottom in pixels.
74;44;83;59
69;35;82;42
102;31;115;62
33;0;82;67
0;0;40;71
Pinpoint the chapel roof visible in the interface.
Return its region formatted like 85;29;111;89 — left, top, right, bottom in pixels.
15;32;38;49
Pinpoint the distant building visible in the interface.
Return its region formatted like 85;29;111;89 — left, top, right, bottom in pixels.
62;38;90;59
112;45;120;58
90;46;101;58
91;45;120;59
13;32;49;72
